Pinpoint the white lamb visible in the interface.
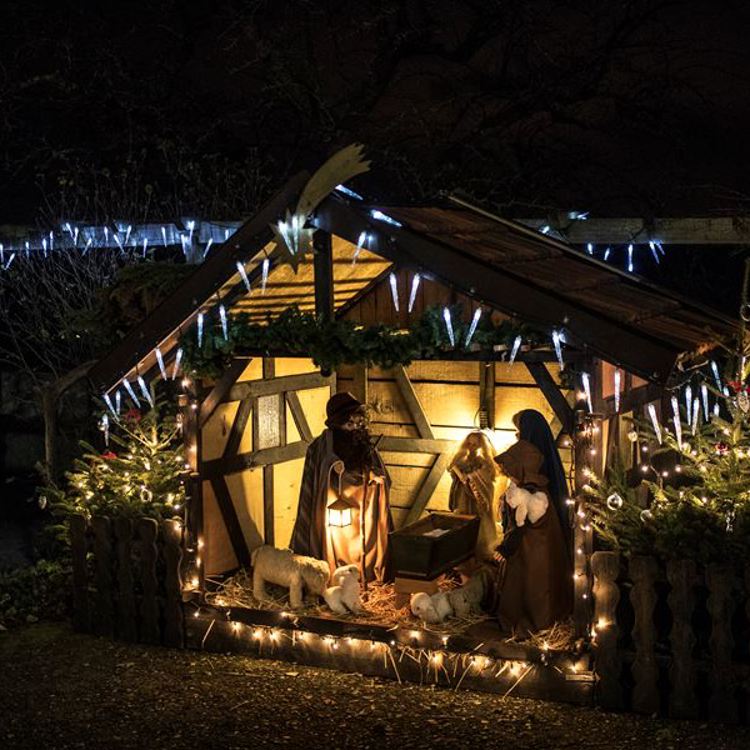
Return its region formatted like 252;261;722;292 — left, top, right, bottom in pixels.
323;564;363;615
410;590;456;624
251;545;330;609
504;480;548;527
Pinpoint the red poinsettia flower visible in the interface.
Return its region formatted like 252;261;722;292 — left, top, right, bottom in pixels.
101;451;118;460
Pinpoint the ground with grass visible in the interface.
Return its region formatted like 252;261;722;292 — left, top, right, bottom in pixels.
1;623;749;750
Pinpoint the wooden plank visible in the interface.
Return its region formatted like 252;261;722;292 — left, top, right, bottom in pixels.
525;362;573;434
404;452;451;525
68;514;90;633
203;441;310;478
228;372;332;402
393;365;434;439
314;230;334;321
479;362;495;429
113;518;137;642
378;436;456;454
91;515;115;638
286;390;313;442
262;358;276;546
210;476;253;568
137;518;161;645
162;519;184;648
351;364;368;404
315;197;683;383
223;397;253;458
198;357;251;428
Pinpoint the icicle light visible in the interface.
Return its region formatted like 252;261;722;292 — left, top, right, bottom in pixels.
711;360;722;390
581;373;593;413
614;369;621;413
586;243;594;255
692;398;700;435
442;307;455;347
464;308;482;348
627;244;634;273
509;335;522;366
371;209;402;227
122;378;140;407
261;258;270;293
671;395;682;449
115;390;121;414
203;238;213;258
197;313;204;348
389;273;400;312
552;330;564;368
648;403;662;444
171;348;183;380
138;375;154;408
103;394;117;417
161;226;168;247
155;348;168;380
408;273;421;313
352;231;367;265
236;261;251;292
684;385;693;428
701;383;709;421
219;305;229;340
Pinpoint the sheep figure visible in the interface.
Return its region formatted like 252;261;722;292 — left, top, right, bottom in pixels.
323;564;364;615
251;545;330;609
447;569;490;618
410;592;441;624
504;480;548;528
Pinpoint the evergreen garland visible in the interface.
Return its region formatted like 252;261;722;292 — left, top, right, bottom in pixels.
181;305;540;378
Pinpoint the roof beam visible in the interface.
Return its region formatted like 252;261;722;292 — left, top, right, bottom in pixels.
314;196;683;383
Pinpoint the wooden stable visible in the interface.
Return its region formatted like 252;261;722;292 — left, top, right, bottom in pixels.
84;170;739;710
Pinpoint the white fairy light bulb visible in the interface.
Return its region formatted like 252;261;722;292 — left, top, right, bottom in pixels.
389;272;400;312
647;403;662;444
261;257;270;293
442;307;455;347
614;368;621;413
684;385;693;428
671;395;682;449
408;273;421;313
581;372;593;413
464;308;482;348
219;305;229;340
508;335;522;365
138;375;154;408
197;313;204;347
236;261;251;292
171;348;184;380
122;378;140;407
552;329;564;368
155;348;168;380
701;383;710;421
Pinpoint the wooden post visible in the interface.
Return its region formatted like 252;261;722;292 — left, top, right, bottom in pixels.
666;559;698;719
706;564;738;723
629;555;660;715
69;514;90;633
313;230;334;322
113;518;137;642
591;551;623;709
479;362;495;429
91;516;115;637
138;518;161;645
262;357;277;546
162;519;185;648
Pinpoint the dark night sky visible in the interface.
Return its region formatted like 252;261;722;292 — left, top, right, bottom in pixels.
2;0;750;309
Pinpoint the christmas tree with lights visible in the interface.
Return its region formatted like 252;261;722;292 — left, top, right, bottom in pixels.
48;404;186;521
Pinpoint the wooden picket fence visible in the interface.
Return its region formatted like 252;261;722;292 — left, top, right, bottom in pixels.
68;513;184;647
592;551;750;723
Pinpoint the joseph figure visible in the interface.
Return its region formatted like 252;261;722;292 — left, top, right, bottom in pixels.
290;392;393;583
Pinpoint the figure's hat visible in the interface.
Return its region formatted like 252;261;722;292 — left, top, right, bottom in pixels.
325;392;363;427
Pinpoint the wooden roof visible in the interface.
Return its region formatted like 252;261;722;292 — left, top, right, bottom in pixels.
89;175;738;392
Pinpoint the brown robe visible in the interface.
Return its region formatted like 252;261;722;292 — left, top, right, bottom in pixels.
290;429;392;583
494;440;572;635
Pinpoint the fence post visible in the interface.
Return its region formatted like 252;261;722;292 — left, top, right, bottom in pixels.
591;551;623;709
706;564;738;723
162;519;185;648
68;514;90;633
113;517;137;642
629;555;660;715
91;515;115;637
137;518;161;644
666;559;698;719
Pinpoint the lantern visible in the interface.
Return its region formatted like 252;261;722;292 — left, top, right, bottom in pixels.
328;496;352;528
